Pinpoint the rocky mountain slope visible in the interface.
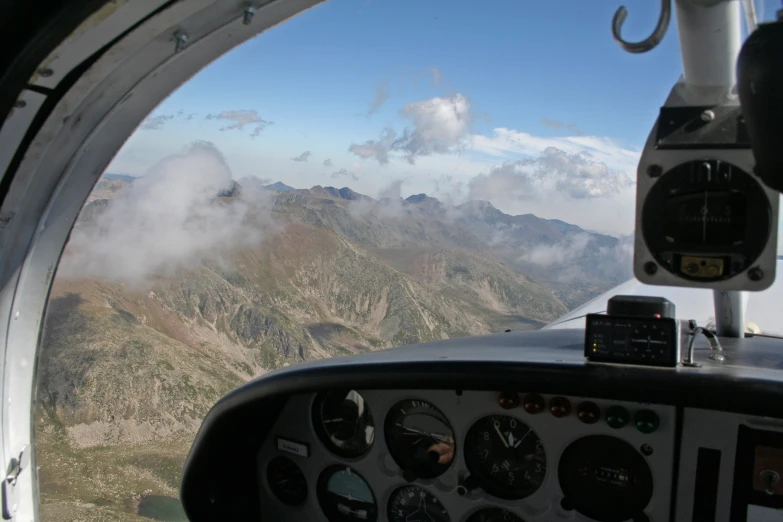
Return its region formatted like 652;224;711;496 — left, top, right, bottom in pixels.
36;176;629;520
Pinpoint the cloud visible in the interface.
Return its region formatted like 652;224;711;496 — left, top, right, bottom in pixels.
140;114;174;130
205;110;273;137
58;141;275;285
184;112;197;121
347;179;408;221
468;147;634;203
378;179;404;200
292;151;312;162
517;232;633;284
470;128;640;176
349;93;472;165
431;67;443;87
323;159;333;167
349;128;398;165
394;93;472;163
331;168;359;181
367;80;390;115
540;118;564;129
521;233;592;265
540;117;584;136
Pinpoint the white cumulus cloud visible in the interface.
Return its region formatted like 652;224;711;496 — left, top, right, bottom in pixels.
59;141;274;285
468;146;634;202
349;93;472;165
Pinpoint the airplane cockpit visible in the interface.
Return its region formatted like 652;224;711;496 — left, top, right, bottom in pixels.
2;1;783;521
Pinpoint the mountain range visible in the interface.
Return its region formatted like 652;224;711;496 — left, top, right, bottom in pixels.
36;174;631;520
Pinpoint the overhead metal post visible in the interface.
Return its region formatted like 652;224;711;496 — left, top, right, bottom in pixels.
673;0;748;337
713;291;748;337
673;0;742;89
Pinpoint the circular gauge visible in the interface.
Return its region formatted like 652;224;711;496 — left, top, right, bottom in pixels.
642;160;771;282
317;466;377;522
313;390;375;458
387;485;449;522
385;399;455;479
464;415;546;499
466;507;525;522
266;456;307;506
558;435;653;522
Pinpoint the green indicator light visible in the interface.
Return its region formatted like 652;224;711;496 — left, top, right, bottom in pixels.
635;409;660;434
605;406;630;429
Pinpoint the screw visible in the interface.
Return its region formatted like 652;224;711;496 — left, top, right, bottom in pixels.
647;164;663;178
38;68;53;77
748;266;764;281
761;469;780;495
174;32;189;53
13;100;26;108
243;4;256;24
644;261;658;275
700;110;715;122
640;444;654;456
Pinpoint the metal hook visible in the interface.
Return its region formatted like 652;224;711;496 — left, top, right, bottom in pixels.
612;0;671;54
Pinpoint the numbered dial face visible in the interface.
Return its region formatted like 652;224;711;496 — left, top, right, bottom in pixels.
387;485;450;522
313;390;375;458
266;456;307;506
317;466;377;522
465;415;546;499
385;399;455;479
466;507;526;522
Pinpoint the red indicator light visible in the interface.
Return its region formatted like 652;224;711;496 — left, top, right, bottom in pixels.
550;396;571;418
577;401;600;424
523;393;545;414
498;391;520;409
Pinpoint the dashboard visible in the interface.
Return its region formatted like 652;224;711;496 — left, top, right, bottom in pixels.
258;390;675;522
180;329;783;522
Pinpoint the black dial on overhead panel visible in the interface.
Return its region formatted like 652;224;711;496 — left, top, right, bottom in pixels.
642;160;771;281
266;456;307;506
313;390;374;458
317;466;377;522
385;399;455;479
466;507;526;522
387;485;450;522
558;435;653;522
464;415;546;499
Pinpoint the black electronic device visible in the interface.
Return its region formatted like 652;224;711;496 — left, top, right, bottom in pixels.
607;295;675;319
585;296;680;367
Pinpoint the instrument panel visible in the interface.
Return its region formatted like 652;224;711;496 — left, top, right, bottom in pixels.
256;390;676;522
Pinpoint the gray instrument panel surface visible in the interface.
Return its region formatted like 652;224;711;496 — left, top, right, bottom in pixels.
257;390;675;521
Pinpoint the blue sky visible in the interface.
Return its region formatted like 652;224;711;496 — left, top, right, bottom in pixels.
108;0;777;235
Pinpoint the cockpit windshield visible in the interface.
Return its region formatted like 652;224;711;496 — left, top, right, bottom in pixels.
32;1;783;520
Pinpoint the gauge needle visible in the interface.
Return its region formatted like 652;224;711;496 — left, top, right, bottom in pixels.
702;191;708;244
333;492;355;501
494;424;509;448
513;429;532;448
323;418;344;423
397;424;450;443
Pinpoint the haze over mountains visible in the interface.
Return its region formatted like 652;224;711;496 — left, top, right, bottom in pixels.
36;148;632;520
